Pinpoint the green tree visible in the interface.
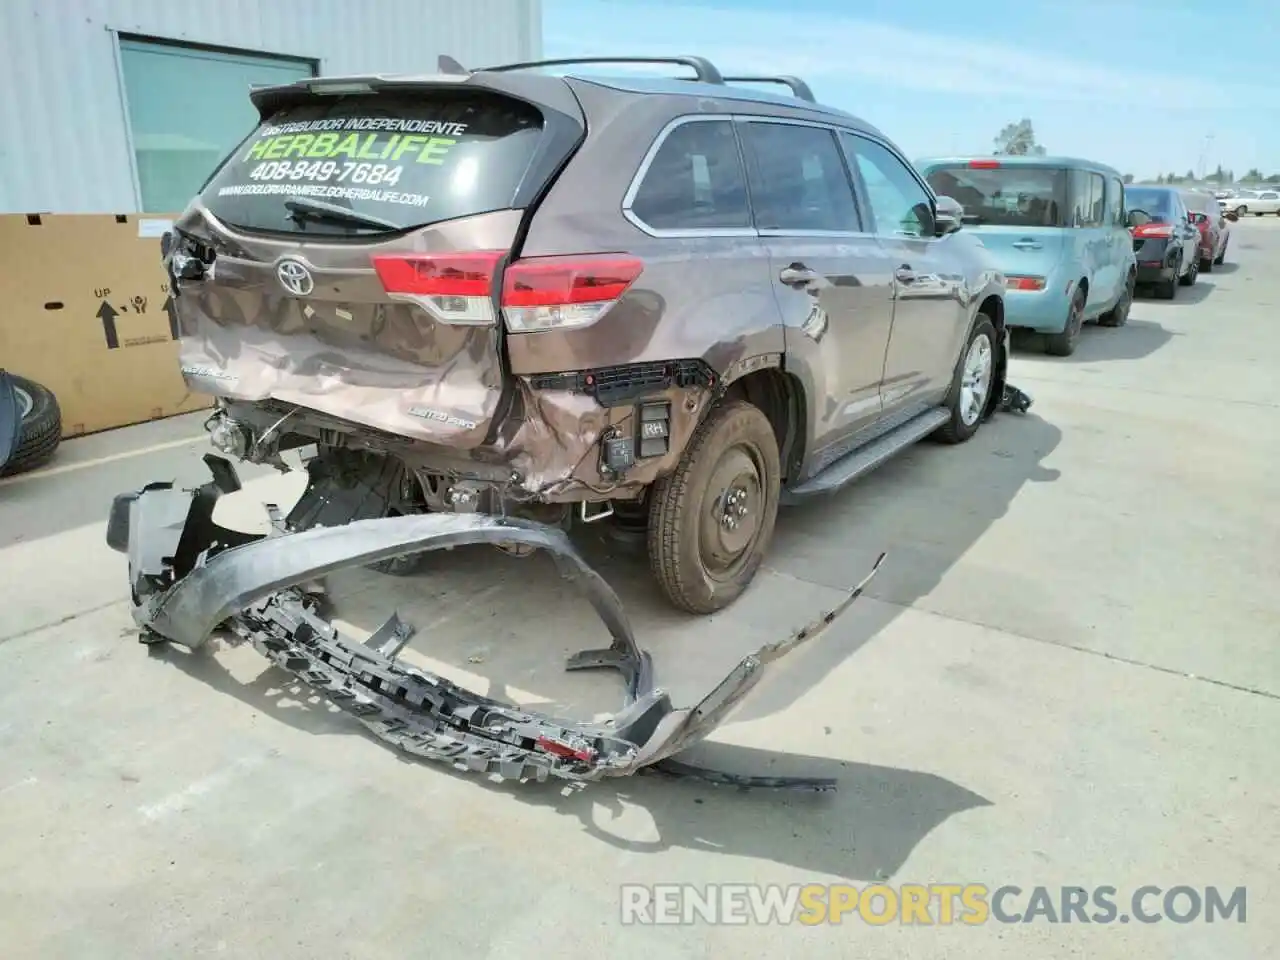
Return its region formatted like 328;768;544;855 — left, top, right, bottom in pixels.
1266;173;1280;184
1242;168;1264;183
1156;174;1166;184
993;118;1047;156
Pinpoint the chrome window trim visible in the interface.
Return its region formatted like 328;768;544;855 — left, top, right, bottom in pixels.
621;113;757;238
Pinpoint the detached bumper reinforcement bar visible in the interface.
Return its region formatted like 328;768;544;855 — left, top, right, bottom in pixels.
107;455;884;790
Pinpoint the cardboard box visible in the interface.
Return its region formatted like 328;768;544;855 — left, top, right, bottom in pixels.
0;213;212;437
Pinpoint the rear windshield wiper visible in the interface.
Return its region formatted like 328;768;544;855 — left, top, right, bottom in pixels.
284;198;400;233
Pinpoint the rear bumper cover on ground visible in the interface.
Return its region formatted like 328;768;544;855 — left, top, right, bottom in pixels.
107;455;884;790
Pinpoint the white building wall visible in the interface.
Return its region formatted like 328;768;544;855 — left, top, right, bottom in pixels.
0;0;542;213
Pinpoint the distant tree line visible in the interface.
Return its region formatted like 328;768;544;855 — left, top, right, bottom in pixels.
988;121;1278;187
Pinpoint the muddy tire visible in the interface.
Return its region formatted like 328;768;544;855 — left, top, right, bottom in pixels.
933;313;997;445
1044;287;1086;357
647;399;780;614
0;374;62;478
1098;270;1135;327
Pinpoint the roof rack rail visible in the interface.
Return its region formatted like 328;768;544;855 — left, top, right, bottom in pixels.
474;56;725;85
721;75;816;103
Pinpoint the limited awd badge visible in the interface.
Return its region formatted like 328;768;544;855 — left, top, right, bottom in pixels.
277;258;314;296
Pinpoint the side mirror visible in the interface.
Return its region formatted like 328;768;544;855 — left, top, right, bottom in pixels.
933;195;963;237
1126;209;1151;228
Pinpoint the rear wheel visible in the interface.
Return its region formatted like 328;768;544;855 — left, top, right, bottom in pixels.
0;374;62;478
1214;238;1228;265
1044;287;1086;356
647;399;781;614
1098;270;1134;327
1180;254;1199;286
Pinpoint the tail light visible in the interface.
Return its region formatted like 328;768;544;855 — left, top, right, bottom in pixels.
372;252;643;332
969;159;1001;169
1132;223;1173;239
501;254;643;332
1005;275;1046;291
372;251;505;325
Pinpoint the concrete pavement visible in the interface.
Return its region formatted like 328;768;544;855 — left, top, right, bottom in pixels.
0;219;1277;959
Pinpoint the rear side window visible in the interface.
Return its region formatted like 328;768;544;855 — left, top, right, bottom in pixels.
740;122;859;232
200;91;544;235
923;164;1068;228
629;119;751;231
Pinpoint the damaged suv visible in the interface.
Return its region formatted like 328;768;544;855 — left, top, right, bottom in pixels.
164;55;1015;615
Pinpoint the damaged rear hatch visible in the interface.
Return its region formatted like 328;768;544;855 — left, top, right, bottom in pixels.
171;75;586;447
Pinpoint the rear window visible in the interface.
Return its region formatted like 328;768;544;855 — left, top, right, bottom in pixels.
1124;187;1175;220
923;164;1069;227
200;91;544;235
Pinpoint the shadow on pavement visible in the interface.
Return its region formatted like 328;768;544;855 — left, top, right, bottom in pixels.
1209;261;1239;274
1137;281;1215;306
139;405;1058;880
1048;318;1177;363
144;641;991;881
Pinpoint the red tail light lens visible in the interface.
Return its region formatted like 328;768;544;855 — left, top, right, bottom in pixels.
371;251;505;326
501;254;643;332
1132;223;1173;239
968;159;1001;169
1005;275;1046;291
371;251;643;331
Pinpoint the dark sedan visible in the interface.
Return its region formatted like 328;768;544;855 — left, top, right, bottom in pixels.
1124;184;1202;299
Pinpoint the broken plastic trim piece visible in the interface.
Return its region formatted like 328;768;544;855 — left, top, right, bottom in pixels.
108;456;884;788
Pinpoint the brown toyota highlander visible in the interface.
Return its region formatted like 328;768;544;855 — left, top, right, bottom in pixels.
162;55;1016;615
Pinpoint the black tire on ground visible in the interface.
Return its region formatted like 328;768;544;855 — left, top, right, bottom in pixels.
1098;270;1135;327
1214;240;1227;265
1044;286;1086;356
933;313;998;444
1200;256;1213;273
1180;255;1198;286
0;374;62;478
1154;271;1178;300
647;399;781;614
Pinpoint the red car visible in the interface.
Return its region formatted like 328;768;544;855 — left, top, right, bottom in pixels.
1180;190;1237;271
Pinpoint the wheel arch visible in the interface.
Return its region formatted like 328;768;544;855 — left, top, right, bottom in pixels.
718;362;806;486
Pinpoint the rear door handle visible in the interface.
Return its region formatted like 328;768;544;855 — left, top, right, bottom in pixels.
894;266;916;283
1011;240;1042;250
779;266;819;286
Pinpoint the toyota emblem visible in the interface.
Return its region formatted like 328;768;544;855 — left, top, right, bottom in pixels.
276;258;314;296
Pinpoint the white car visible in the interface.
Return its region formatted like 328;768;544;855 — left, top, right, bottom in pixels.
1223;190;1280;216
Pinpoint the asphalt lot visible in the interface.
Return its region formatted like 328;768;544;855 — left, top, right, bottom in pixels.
1;219;1277;958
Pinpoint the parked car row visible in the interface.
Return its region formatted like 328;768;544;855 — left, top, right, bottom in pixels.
912;158;1242;352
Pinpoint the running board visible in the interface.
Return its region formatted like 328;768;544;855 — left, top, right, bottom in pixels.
781;408;950;502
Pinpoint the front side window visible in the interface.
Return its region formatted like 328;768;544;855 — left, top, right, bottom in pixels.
842;133;935;238
739;122;859;232
629;119;751;231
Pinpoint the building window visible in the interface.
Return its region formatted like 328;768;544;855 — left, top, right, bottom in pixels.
118;37;315;213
